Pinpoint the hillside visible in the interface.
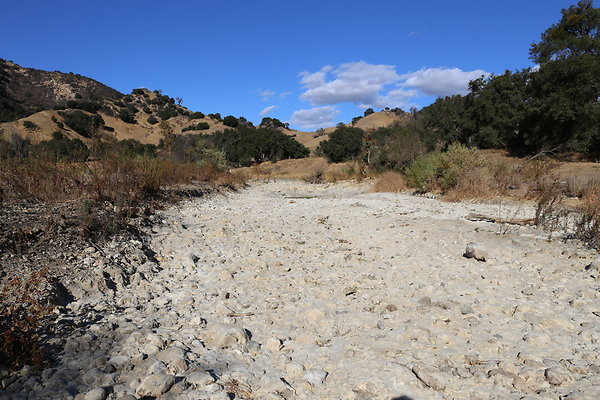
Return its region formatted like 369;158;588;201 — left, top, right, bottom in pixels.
281;110;412;154
0;58;122;122
0;60;237;146
0;60;418;152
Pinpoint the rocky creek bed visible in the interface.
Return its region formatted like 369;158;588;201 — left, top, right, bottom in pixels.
1;180;600;399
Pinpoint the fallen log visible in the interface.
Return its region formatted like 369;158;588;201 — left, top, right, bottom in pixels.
464;213;535;226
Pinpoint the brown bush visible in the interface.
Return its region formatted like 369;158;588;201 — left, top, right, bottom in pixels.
443;167;497;202
575;182;600;249
371;171;407;193
0;268;52;370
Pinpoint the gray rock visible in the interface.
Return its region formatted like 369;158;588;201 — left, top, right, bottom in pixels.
304;368;328;385
412;364;447;391
464;242;487;262
545;367;571;386
136;374;175;397
206;324;249;348
460;305;474;315
186;370;215;387
84;387;108;400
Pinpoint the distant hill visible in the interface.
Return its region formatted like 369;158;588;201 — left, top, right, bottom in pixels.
281;110;412;154
0;59;413;151
0;59;122;122
0;60;237;145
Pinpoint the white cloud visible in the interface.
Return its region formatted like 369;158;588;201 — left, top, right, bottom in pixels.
400;67;489;97
259;105;278;116
300;61;399;106
290;106;340;130
279;91;292;99
295;62;489;113
259;90;276;101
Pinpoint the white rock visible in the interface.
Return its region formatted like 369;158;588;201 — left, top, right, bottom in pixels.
304;368;328;385
464;242;487;262
186;370;215;387
136;374;175;397
84;387;107;400
206;324;249;348
545;367;571;386
412;364;447;391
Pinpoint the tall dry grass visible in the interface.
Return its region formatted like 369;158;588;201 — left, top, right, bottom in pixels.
371;171;407;193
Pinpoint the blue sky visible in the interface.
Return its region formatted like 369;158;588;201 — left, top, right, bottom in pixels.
3;0;579;130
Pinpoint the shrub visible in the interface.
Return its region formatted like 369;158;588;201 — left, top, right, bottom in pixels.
404;143;497;199
34;131;89;162
113;139;157;158
182;122;210;132
223;115;239;127
575;183;600;249
404;151;443;192
190;112;205;119
143;106;152;114
118;108;136;124
0;132;31;159
259;117;287;129
208;113;222;121
371;171;407;193
157;106;178;120
147;116;159;125
0;268;51;370
59;110;104;138
317;126;364;163
437;143;490;191
23;120;39;132
132;88;145;95
209;126;309;167
364;108;374;116
368;125;426;171
66;100;102;113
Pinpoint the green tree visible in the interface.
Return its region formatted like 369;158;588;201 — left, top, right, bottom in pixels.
530;0;599;64
223;115;239;127
317;126;364;163
467;70;530;150
525;0;600;152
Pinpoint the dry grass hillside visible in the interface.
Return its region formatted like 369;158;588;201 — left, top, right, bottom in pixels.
352;110;411;130
0;88;233;145
282;110;412;154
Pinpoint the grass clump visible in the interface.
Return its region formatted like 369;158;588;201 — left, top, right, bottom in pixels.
371;171;407;193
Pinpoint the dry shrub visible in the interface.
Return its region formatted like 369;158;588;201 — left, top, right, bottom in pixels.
534;177;573;234
443;167;497;202
533;178;600;248
575;182;600;249
371;171;407;193
324;163;365;182
0;158;84;203
304;169;325;184
0;268;52;370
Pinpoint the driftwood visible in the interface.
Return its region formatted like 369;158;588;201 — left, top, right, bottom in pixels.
465;213;535;226
226;312;255;318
